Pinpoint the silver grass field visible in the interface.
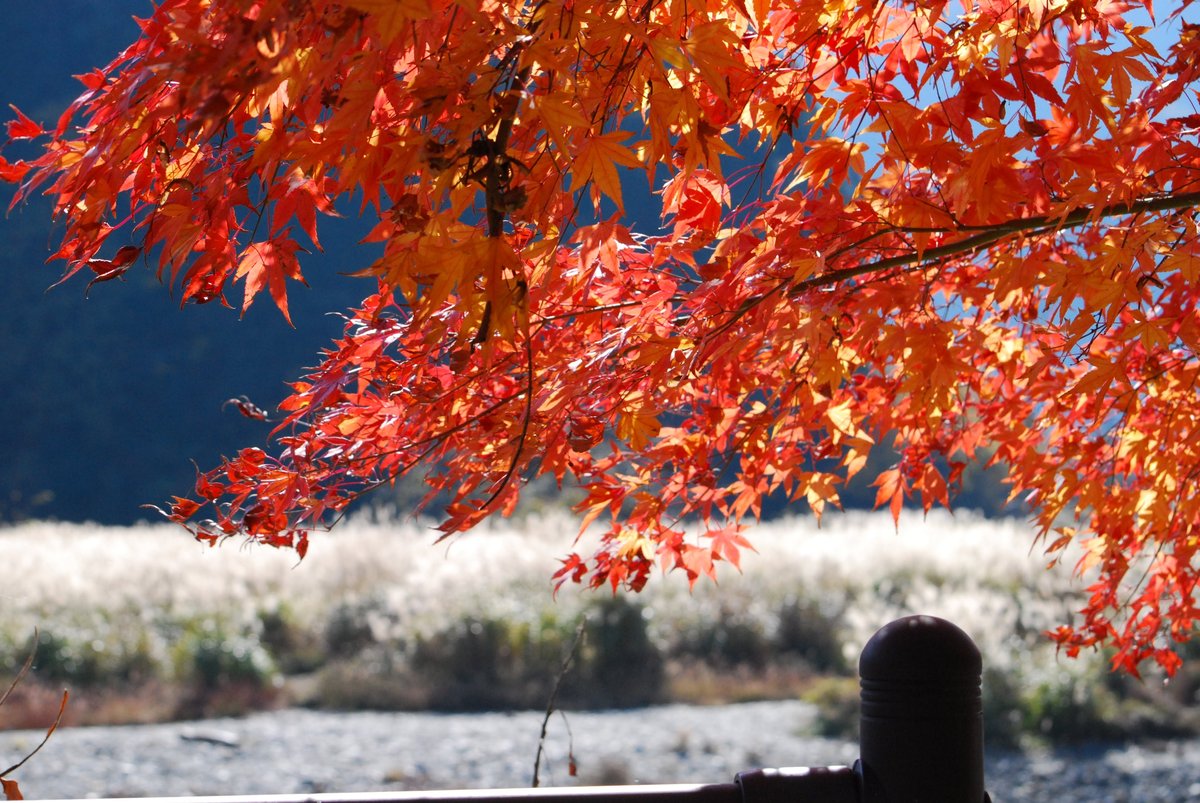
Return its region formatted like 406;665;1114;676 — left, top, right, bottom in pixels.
0;510;1192;744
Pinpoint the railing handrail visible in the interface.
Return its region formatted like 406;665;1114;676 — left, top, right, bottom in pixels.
25;766;864;803
25;784;745;803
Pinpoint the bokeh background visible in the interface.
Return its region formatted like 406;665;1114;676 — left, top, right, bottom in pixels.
0;1;1195;763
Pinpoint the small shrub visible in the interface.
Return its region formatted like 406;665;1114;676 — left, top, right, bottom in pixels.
1019;671;1120;743
309;655;432;710
412;616;532;709
258;604;325;674
802;676;860;740
576;597;665;707
172;621;280;718
23;627;159;688
323;599;381;657
26;630;101;686
407;612;596;710
981;666;1024;749
184;631;274;689
774;597;848;674
307;602;666;712
674;604;771;670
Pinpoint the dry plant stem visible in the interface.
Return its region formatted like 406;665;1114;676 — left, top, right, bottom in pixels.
2;632;70;790
0;691;68;779
531;618;587;788
0;632;37;711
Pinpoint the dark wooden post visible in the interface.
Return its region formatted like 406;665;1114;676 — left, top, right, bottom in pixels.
857;615;987;803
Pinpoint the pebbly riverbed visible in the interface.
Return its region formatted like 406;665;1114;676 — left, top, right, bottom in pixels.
4;702;1200;802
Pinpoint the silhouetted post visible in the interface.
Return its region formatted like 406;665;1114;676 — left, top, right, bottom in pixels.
858;615;987;802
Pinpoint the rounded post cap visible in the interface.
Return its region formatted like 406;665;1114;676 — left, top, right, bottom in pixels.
859;614;981;683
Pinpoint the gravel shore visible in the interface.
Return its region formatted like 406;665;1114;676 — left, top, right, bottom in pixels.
4;702;1200;802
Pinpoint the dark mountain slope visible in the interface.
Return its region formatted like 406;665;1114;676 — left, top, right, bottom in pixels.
0;2;372;523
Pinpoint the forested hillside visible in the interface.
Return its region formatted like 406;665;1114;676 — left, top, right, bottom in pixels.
0;1;370;523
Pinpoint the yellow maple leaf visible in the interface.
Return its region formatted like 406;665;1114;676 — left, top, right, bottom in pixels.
616;393;662;450
534;94;590;158
616;528;656;561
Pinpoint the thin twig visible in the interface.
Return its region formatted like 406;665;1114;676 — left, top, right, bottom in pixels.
1;635;70;783
0;690;68;780
0;631;37;711
532;618;587;788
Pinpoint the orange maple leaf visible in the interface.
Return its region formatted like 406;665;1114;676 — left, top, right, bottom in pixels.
235;236;307;326
569;132;642;212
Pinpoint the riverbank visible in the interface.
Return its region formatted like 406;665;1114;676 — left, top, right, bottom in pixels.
4;702;1200;802
6;513;1195;745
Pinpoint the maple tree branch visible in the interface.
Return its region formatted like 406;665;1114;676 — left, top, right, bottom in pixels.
791;190;1200;297
469;8;550;515
483;7;542;239
691;190;1200;362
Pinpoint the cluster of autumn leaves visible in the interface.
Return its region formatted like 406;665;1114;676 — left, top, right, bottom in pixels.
5;0;1200;672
